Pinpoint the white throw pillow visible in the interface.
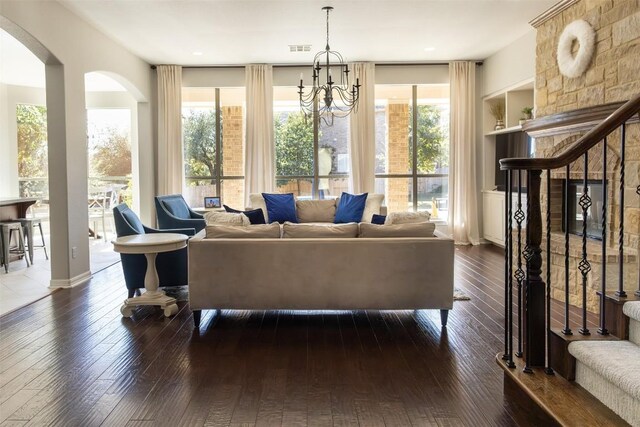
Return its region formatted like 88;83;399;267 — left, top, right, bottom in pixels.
249;193;269;223
384;211;431;225
204;211;250;226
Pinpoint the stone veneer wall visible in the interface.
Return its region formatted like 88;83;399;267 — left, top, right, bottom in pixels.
534;0;640;312
386;103;410;213
221;106;244;209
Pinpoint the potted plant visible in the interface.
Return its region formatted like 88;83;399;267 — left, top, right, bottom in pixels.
521;106;533;120
489;101;505;130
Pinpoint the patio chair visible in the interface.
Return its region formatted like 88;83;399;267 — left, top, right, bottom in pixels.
113;203;195;298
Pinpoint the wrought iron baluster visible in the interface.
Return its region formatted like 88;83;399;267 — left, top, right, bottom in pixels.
545;170;554;374
503;170;510;361
563;164;572;335
506;171;515;368
515;171;525;358
578;152;591;335
617;124;627;298
599;138;609;335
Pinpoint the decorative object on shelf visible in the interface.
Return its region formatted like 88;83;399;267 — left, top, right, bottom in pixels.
489;101;505;130
298;6;360;126
522;107;533;120
557;19;595;78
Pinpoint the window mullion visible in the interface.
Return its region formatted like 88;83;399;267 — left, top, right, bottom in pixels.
412;85;418;211
215;88;222;198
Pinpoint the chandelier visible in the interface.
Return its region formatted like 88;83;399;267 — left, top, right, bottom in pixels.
298;6;360;126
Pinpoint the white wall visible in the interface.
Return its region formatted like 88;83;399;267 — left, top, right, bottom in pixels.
482;30;536;96
0;0;154;287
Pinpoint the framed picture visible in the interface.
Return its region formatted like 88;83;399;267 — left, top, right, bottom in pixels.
204;196;221;209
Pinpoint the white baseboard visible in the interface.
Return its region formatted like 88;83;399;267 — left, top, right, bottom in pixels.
49;270;92;289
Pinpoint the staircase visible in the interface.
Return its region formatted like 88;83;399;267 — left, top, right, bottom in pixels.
496;93;640;426
569;302;640;426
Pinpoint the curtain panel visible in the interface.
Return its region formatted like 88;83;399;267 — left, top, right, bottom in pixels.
244;64;275;206
348;62;376;194
449;61;480;245
157;65;184;196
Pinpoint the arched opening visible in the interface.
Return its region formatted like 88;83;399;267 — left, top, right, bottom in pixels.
84;71;139;272
0;27;51;313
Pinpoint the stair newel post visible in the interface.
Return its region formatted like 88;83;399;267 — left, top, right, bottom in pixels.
578;152;591;336
563;164;573;335
599;139;609;335
617;124;627;298
503;169;511;362
523;169;546;371
545;169;554;374
515;170;525;358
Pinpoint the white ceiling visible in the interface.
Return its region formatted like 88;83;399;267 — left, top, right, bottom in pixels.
59;0;557;65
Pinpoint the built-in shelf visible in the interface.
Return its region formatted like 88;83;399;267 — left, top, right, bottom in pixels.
485;125;523;136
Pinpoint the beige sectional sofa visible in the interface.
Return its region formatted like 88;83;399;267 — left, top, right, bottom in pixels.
187;195;455;328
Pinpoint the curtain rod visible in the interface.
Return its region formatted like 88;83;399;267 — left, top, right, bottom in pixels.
150;61;482;70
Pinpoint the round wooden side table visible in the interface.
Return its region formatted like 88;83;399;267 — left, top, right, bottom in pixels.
112;233;188;318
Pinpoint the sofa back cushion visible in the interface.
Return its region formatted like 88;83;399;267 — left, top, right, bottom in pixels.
384;211;431;225
204;211;250;226
359;222;436;238
205;222;281;239
282;222;358;238
296;199;336;223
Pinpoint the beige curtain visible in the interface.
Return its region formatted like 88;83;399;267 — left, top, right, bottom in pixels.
157;65;183;196
348;62;376;194
244;64;274;205
449;61;480;245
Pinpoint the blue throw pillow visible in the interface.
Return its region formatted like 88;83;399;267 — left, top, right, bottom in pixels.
262;193;298;224
334;192;368;223
162;198;190;219
371;214;386;225
223;204;266;225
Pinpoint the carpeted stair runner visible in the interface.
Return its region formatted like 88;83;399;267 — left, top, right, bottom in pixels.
568;301;640;427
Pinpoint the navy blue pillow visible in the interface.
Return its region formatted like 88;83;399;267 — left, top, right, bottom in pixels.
371;214;386;225
334;192;368;223
223;204;266;225
261;193;298;224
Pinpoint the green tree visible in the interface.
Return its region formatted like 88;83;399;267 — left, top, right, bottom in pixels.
16;104;48;178
183;110;216;185
274;112;314;177
413;105;449;173
91;128;132;177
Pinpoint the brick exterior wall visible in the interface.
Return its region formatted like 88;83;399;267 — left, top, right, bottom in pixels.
221;106;244;209
386;103;411;212
534;0;640;312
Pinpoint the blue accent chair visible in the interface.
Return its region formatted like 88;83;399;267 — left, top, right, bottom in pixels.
154;194;206;233
113;203;195;298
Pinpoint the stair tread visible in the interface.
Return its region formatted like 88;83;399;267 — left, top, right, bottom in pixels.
568;340;640;400
623;301;640;322
497;354;628;426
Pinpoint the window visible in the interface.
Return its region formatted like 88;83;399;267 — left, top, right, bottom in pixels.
182;87;245;208
375;84;449;220
273;87;350;199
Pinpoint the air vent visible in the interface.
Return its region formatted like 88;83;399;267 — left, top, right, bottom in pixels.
289;45;311;52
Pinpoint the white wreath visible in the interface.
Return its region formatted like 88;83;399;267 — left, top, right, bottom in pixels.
557;20;595;78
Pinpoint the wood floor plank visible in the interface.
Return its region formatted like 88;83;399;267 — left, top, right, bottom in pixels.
0;244;599;426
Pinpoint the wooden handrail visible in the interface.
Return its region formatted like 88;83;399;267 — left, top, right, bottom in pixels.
500;93;640;170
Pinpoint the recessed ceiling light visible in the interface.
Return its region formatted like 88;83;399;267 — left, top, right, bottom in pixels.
192;51;203;56
424;47;435;52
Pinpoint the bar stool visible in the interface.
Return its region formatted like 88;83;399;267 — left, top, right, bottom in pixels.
18;218;48;264
0;221;30;273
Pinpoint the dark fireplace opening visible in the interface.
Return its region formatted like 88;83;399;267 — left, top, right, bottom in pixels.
563;179;605;240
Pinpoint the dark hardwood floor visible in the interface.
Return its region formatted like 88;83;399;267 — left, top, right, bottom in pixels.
0;244;595;426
